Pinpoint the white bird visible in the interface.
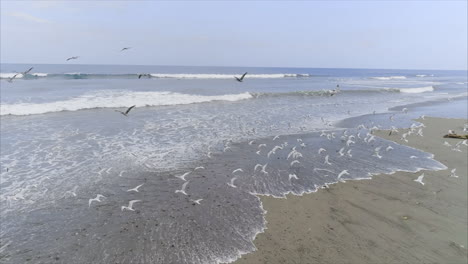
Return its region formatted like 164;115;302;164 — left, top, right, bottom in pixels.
190;199;203;205
227;177;237;188
232;168;243;174
320;131;327;137
417;128;424;137
105;167;113;174
194;166;205;171
119;170;126;177
290;160;300;166
448;130;455;134
450;168;458;178
287;149;303;160
121;200;141;211
367;135;376;143
373;151;382;159
402;108;408;113
461;140;468;146
318;148;326;154
324;155;332;165
297;139;303;142
414;174;425;185
346;139;355;147
452;146;462;152
256;150;261;155
410;156;417;159
273;135;280;140
176;172;190;181
338;147;345;157
337;170;349;179
443;141;452;147
65;186;78;197
347;149;352;157
258;144;267;149
401;133;409;143
249;140;255;145
260;163;268;174
254;164;263;171
289;173;299;181
420;115;425;120
88;194;105;207
175;181;189;195
390;115;395;121
386;146;394;151
207;152;212;158
300;143;306;148
127;184;144;192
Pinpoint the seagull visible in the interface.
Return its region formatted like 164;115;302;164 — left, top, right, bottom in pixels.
338;147;345;157
256;150;261;155
121;200;141;211
300;142;306;148
386;146;394;151
190;199;203;205
402;108;408;114
138;74;150;79
289;173;299;181
254;164;263;171
66;56;79;61
88;194;106;207
461;140;468;146
287;149;303;160
175;172;190;181
207;152;212;158
346;149;352;157
65;186;78;197
318;148;326;154
7;73;20;83
290;160;300;166
450;168;458;178
227;177;237;188
273;135;280;140
414;173;425;185
248;140;255;145
443;141;452;147
115;105;136;116
22;67;34;75
127;184;144;192
121;47;132;52
324;155;332;165
337;170;349;179
346;139;355;147
232;168;243;174
410;156;417;159
258;144;267;149
175;181;189;195
260;163;268;174
194;166;205;171
420;115;425;120
373;150;382;159
388;126;399;136
119;170;127;177
235;72;248;82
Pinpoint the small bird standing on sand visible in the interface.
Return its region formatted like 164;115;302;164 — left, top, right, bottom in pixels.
115;105;136;116
121;200;141;211
414;174;425;185
235;72;248;82
66;56;79;61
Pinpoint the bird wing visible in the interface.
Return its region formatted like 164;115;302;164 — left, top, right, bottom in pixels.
125;105;136;115
181;181;189;190
240;72;248;80
24;67;33;74
129;200;141;206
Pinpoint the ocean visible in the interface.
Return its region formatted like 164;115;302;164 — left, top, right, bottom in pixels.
0;63;467;263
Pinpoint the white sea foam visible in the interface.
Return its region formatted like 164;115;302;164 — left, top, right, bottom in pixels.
416;74;427;77
370;76;407;80
149;73;309;79
398;86;434;93
30;73;48;77
0;73;24;79
0;91;253;116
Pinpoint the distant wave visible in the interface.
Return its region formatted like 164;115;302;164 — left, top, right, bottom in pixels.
397;86;434;93
1;72;310;80
369;76;407;80
0;91;253;116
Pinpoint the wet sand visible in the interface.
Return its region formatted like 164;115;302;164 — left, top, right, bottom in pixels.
235;117;467;264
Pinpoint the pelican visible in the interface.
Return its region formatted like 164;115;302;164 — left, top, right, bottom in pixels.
227;177;237;188
115;105;136;116
414;174;425;185
88;194;105;207
127;184;144;192
175;181;189;195
235;72;248;82
121;200;141;211
66;56;79;61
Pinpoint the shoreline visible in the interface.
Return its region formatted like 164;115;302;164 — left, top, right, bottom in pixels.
235;117;468;264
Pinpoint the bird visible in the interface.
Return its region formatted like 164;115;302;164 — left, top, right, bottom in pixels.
254;164;263;171
258;144;267;149
119;170;127;177
337;170;349;179
346;139;355;147
127;184;144;192
175;172;190;181
420;115;426;120
249;140;255;145
450;168;458;178
121;200;141;211
346;149;352;157
194;166;205;171
260;163;268;174
138;74;150;79
410;156;417;159
318;148;326;154
273;135;280;140
66;56;79;61
402;108;408;113
235;72;248;82
22;67;34;75
7;73;20;83
115;105;136;116
324;155;332;165
443;141;452;147
190;199;203;205
373;150;382;159
338;147;345;157
121;47;132;52
88;194;106;207
461;140;468;146
232;168;243;174
227;177;237;188
289;173;299;181
175;181;189;195
65;186;78;197
414;174;425;185
290;160;300;166
256;150;261;155
386;146;394;151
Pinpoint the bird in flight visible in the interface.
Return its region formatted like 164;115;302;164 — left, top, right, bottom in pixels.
127;184;144;192
23;67;34;75
88;194;106;207
115;105;136;116
121;47;132;52
414;173;425;185
138;74;150;79
121;200;141;211
66;56;79;61
235;72;248;82
7;73;20;83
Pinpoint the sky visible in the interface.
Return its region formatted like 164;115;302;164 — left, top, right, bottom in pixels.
1;1;467;70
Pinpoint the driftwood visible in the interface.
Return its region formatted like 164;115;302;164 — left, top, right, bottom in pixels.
443;134;468;139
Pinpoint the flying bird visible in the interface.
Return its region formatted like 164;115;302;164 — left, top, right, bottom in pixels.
66;56;79;61
324;155;332;165
121;47;132;52
175;181;189;195
289;173;299;181
121;200;141;211
115;105;136;116
138;74;150;79
450;168;458;178
190;199;203;205
414;174;425;185
175;172;190;181
127;184;144;192
194;166;205;171
22;67;34;75
88;194;106;207
232;168;244;174
227;177;237;188
337;170;349;179
7;73;20;83
318;148;326;154
235;72;248;82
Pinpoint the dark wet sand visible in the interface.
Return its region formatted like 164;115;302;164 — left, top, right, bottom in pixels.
235;117;467;264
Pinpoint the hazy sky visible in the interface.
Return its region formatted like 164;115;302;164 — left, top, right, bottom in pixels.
1;1;467;70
